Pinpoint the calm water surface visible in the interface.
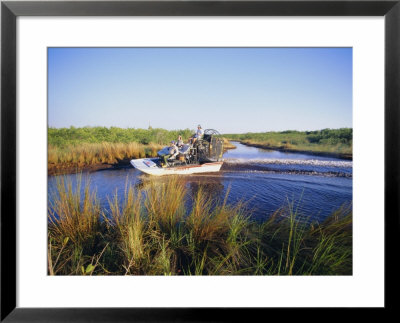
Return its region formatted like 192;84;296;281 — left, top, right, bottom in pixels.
48;142;352;222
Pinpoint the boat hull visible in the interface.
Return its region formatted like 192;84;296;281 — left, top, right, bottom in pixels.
130;158;223;176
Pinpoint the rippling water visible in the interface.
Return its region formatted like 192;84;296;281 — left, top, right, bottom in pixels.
48;142;352;222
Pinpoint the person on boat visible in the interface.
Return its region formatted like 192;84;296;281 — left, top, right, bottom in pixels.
176;135;184;148
162;140;179;167
190;125;204;145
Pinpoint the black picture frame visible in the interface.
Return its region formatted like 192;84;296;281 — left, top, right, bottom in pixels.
1;0;398;321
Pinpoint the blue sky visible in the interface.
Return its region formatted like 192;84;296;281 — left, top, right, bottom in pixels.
48;48;352;134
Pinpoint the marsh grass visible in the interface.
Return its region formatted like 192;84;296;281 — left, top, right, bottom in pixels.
242;139;352;156
222;138;237;150
225;128;352;157
48;175;105;275
48;176;352;275
48;142;163;172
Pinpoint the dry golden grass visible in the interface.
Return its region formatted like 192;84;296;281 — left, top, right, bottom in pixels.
48;142;163;171
222;138;237;150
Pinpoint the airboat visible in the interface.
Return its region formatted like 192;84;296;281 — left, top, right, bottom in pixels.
130;129;224;176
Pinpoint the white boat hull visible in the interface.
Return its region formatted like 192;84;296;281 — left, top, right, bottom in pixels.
130;158;223;176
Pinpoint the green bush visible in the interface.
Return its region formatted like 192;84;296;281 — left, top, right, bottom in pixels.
223;128;352;155
48;126;194;148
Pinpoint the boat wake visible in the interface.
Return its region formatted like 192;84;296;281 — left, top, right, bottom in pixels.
220;169;352;178
224;158;352;168
222;158;352;178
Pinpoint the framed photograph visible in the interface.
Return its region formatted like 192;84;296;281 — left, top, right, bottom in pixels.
1;0;398;320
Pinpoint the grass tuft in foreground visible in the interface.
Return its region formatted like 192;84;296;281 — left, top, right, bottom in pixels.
48;176;352;275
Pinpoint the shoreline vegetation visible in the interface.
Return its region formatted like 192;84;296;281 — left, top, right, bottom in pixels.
48;127;352;175
48;176;352;276
48;127;235;175
224;128;352;160
48;142;164;175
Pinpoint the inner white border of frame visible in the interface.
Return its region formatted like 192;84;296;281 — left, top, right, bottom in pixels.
17;17;384;307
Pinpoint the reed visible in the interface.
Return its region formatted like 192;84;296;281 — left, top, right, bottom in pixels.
106;186;151;275
48;175;104;275
48;175;100;247
222;138;236;150
48;142;163;173
48;175;352;275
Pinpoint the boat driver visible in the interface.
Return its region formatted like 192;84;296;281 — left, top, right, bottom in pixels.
191;124;204;145
163;140;179;167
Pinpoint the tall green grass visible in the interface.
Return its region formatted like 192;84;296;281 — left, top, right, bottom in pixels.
48;175;104;275
48;176;352;275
